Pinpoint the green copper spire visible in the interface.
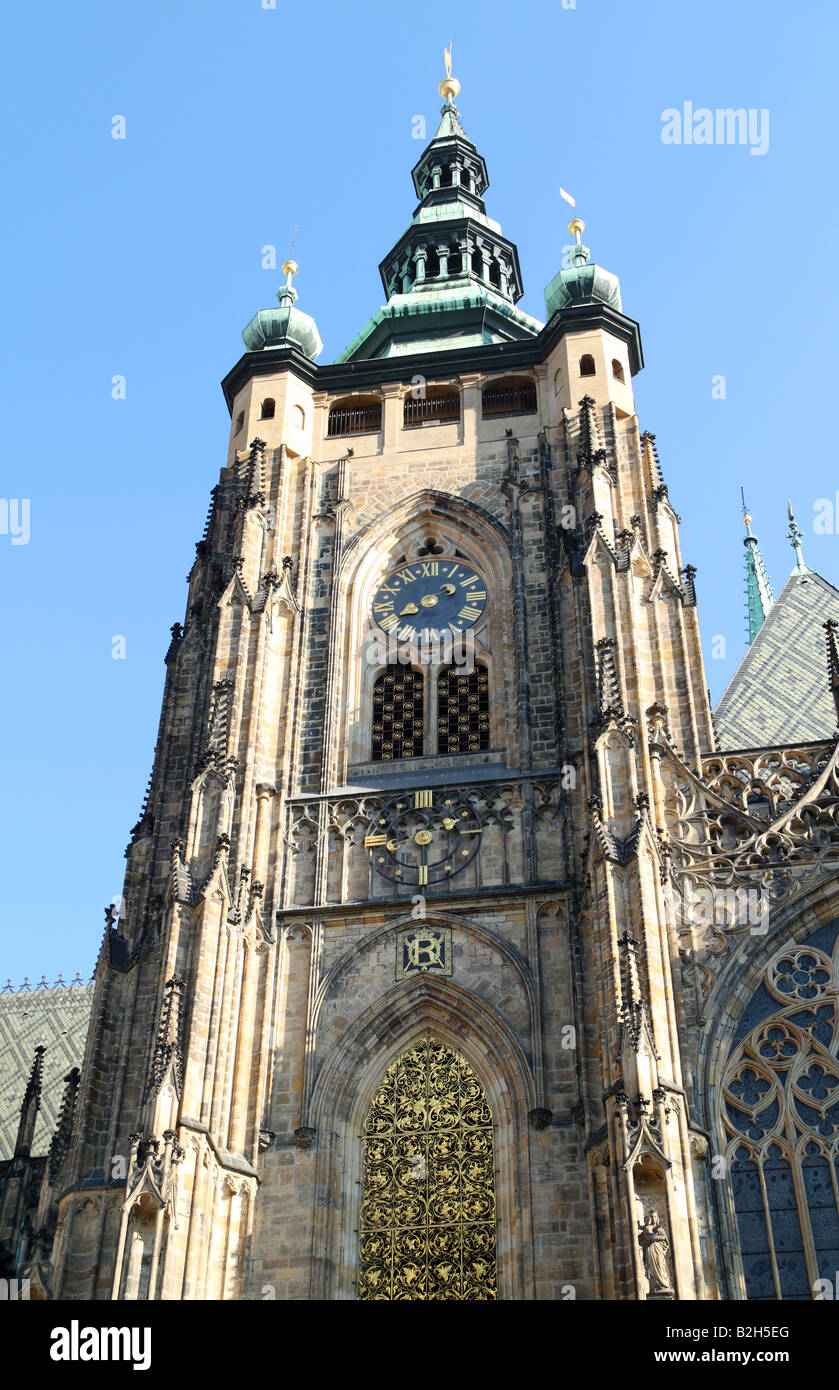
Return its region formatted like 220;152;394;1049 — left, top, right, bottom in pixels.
741;488;775;643
338;56;542;361
787;499;813;577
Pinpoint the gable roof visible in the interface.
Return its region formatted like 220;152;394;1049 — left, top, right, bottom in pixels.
0;985;94;1161
714;570;839;749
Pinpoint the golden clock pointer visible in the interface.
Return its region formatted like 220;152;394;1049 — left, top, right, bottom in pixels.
399;602;419;615
440;582;456;595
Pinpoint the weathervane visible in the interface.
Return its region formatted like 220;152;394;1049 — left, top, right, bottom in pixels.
439;42;460;103
281;225;299;295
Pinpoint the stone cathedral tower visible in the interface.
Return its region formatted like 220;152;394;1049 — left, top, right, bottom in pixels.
23;64;839;1304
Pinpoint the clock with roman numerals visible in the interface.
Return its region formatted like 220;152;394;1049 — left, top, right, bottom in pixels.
371;558;488;642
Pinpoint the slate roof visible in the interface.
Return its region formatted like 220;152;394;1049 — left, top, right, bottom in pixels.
715;570;839;749
0;985;94;1161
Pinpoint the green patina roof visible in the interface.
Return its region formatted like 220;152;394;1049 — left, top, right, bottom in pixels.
242;286;322;360
337;286;542;362
0;985;94;1161
544;237;622;319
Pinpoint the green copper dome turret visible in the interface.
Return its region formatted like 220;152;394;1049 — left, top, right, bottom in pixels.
544;220;622;319
242;260;323;360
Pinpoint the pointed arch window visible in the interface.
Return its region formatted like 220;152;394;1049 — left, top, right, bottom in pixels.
723;925;839;1299
359;1036;496;1300
437;666;489;755
371;666;423;761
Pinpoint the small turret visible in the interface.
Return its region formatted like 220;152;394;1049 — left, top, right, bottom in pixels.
544;218;622;318
242;259;323;359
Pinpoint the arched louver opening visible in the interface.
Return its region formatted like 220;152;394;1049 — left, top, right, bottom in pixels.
579;354;596;377
611;359;625;383
481;377;537;419
437;665;490;754
371;666;424;761
403;386;460;429
327;396;383;437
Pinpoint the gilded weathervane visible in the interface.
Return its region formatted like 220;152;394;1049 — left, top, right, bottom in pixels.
439;42;460;103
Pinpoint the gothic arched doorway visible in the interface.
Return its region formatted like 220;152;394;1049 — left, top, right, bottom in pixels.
358;1036;497;1299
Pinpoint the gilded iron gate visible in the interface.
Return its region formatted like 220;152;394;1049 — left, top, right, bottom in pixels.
359;1036;497;1299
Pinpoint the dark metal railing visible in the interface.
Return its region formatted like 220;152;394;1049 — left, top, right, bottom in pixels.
481;383;537;418
327;404;382;437
403;394;461;428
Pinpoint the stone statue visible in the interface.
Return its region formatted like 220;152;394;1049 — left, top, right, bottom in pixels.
639;1209;674;1296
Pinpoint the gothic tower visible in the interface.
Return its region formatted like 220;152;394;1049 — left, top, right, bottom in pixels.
38;64;726;1302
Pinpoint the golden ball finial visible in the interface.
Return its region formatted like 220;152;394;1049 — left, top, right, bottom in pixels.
569;218;586;239
282;258;299;279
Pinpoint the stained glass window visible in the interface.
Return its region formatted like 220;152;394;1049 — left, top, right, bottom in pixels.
371;666;423;761
724;930;839;1299
358;1037;497;1300
437;666;489;755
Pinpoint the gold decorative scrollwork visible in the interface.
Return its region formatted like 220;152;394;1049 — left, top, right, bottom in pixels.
359;1036;497;1300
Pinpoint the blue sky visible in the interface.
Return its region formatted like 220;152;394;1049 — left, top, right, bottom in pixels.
1;0;836;984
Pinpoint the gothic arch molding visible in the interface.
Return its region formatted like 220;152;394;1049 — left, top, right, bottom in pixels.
329;491;517;774
698;874;839;1124
311;908;537;1030
306;972;537;1300
699;879;839;1299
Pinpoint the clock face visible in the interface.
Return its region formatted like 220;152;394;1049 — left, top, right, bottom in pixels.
365;788;482;887
371;558;487;643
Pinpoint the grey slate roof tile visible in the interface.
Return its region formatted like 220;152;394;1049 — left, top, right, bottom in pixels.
715;571;839;749
0;986;94;1161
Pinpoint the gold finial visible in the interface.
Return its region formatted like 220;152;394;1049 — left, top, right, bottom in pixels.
740;484;751;531
439;42;460;102
281;258;299;290
569;218;586;245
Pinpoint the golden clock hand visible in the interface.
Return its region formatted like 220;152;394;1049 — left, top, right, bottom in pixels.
440;582;456;595
398;602;419;616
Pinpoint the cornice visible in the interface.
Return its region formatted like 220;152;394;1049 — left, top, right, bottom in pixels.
220;304;644;412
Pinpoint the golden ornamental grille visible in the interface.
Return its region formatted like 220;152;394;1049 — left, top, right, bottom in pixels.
437;666;490;755
359;1036;497;1300
371;666;424;761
